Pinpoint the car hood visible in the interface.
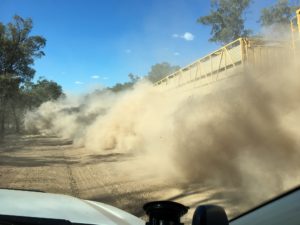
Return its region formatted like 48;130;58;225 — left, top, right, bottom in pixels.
0;189;144;225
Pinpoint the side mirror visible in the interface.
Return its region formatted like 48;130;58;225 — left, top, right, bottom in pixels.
192;205;229;225
143;201;189;225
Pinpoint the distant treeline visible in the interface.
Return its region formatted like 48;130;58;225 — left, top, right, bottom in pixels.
108;63;180;93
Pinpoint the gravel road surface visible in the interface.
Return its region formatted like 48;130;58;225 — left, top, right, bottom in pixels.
0;135;244;221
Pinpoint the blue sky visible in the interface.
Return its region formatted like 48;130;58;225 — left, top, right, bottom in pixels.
0;0;278;93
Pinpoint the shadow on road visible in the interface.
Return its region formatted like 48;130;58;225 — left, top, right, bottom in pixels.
0;135;72;152
0;135;244;220
0;152;131;167
0;135;132;167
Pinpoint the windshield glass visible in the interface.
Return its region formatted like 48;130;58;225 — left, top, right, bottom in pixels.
0;0;300;222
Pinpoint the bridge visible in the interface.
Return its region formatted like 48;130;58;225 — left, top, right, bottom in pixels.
155;9;300;93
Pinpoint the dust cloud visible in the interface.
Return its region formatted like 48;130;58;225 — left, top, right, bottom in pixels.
25;49;300;210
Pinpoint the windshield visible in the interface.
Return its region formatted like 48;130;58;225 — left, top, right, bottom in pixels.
0;0;300;223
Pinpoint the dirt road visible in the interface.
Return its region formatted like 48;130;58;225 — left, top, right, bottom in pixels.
0;135;243;220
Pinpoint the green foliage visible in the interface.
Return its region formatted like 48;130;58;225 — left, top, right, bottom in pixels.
108;73;140;92
108;62;180;92
0;74;21;100
109;82;133;92
0;15;47;135
0;15;46;82
21;78;64;108
197;0;252;44
259;0;299;26
128;73;140;83
146;62;180;83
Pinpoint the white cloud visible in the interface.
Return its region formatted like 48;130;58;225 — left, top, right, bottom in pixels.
90;75;109;80
172;32;195;41
75;81;83;85
174;52;180;56
125;49;132;54
182;32;194;41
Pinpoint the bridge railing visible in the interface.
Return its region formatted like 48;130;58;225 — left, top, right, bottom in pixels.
297;8;300;34
291;9;300;55
154;36;294;92
154;8;300;92
154;38;248;91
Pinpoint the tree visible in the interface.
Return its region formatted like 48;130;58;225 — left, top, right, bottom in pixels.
109;73;140;92
128;73;140;83
3;78;64;134
197;0;252;44
21;78;64;108
0;15;46;136
259;0;299;26
146;62;180;83
108;62;179;92
0;16;46;82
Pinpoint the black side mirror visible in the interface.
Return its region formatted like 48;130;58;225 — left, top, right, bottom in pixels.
143;201;228;225
192;205;229;225
143;201;189;225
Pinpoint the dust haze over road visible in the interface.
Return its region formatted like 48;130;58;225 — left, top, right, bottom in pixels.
1;49;300;220
0;134;239;221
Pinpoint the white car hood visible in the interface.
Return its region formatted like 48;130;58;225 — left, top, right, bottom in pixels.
0;189;144;225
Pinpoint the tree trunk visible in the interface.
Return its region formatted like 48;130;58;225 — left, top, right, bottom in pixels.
11;103;20;133
0;97;7;138
0;109;5;139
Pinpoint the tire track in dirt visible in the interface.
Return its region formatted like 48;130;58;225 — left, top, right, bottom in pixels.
0;135;242;220
62;147;80;197
0;136;73;193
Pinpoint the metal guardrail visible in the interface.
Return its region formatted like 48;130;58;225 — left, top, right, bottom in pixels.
297;9;300;34
154;38;248;90
154;9;300;92
155;8;300;92
291;9;300;55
